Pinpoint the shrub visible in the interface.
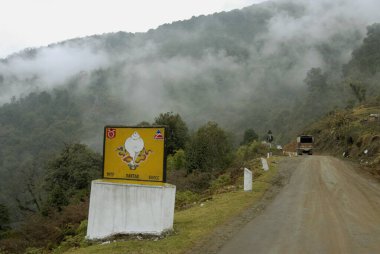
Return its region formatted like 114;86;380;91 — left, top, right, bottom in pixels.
210;174;232;193
154;112;189;155
167;149;186;171
175;191;201;209
0;200;89;254
0;204;10;233
185;122;232;173
241;128;259;145
168;169;212;192
235;141;267;162
43;144;102;213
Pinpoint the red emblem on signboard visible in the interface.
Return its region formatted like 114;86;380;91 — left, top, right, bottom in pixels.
106;128;116;139
154;130;164;140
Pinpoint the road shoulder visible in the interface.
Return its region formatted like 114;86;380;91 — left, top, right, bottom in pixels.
187;157;299;254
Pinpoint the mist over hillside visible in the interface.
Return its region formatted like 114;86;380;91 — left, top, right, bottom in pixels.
1;0;379;146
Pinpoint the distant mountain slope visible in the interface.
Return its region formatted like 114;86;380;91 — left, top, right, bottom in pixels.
1;0;379;143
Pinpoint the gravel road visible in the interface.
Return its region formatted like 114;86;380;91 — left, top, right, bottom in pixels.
218;156;380;254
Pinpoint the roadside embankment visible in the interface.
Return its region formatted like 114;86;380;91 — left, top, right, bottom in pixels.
304;104;380;179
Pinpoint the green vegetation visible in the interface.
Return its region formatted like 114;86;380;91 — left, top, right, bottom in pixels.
345;23;380;76
345;24;380;103
0;1;379;252
300;23;380;173
185;122;232;173
241;128;259;145
64;159;278;254
0;90;82;221
0;108;272;253
0;144;101;254
174;191;201;210
43;144;102;213
153;112;189;155
1;1;377;145
166;149;186;171
235;141;267;162
0;204;9;233
305;104;380;175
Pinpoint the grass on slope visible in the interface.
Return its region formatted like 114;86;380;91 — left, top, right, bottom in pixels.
305;104;380;174
64;158;279;254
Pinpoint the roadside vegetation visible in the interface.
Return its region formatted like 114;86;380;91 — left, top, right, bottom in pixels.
304;102;380;178
1;4;380;254
65;158;278;254
0;111;277;254
295;23;380;177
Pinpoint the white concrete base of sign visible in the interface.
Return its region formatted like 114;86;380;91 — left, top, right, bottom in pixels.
261;158;269;171
86;180;176;240
244;168;252;191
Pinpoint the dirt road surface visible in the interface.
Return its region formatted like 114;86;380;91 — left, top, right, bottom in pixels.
218;156;380;254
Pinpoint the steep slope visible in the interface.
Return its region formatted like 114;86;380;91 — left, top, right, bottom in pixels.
304;103;380;177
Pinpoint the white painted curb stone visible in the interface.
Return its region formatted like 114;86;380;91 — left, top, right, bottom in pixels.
244;168;252;192
261;158;269;171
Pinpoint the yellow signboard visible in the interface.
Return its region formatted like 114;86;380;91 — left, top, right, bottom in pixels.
103;126;166;182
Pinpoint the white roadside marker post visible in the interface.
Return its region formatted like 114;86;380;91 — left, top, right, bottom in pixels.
261;158;269;171
244;168;252;192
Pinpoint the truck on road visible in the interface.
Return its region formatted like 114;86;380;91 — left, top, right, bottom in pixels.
297;135;314;155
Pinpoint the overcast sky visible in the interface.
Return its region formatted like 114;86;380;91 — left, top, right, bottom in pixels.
0;0;266;58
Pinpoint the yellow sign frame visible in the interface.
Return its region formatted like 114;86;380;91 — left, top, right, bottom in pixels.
103;126;167;182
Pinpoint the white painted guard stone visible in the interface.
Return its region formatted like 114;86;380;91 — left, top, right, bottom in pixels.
244;168;252;191
86;180;176;240
261;158;269;171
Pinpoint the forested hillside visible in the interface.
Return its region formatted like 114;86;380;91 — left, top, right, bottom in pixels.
303;23;380;176
1;0;379;141
0;0;380;243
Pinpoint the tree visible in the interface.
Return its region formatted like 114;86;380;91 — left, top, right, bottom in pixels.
241;128;259;145
0;204;9;232
304;68;328;94
167;149;186;171
153;112;189;155
345;23;380;76
0;90;83;222
301;68;334;120
15;161;44;214
136;121;151;127
43;144;102;212
185;122;232;173
342;23;380;104
349;82;366;103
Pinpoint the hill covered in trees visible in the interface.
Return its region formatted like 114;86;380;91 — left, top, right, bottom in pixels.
1;0;379;142
0;0;380;242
